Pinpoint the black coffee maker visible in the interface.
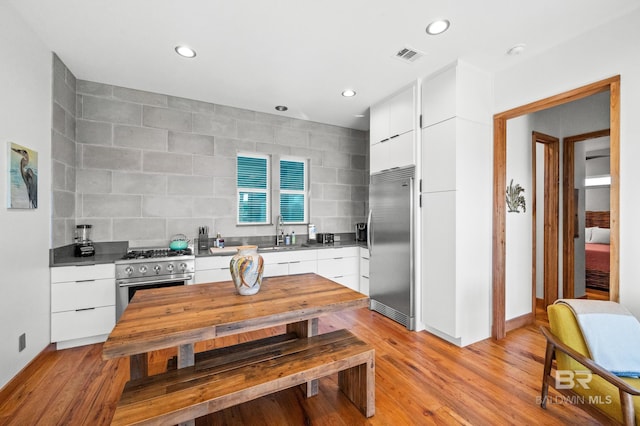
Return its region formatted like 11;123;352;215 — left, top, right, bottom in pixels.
355;223;367;242
74;224;95;257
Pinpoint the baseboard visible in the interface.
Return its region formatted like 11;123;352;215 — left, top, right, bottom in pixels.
0;343;55;402
536;298;545;310
505;312;534;333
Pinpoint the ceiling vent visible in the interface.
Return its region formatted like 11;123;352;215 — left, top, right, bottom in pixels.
394;46;425;63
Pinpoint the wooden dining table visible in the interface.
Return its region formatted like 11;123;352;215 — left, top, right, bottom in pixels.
102;272;370;393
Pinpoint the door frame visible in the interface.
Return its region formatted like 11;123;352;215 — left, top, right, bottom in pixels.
492;76;620;339
562;128;611;298
531;132;560;313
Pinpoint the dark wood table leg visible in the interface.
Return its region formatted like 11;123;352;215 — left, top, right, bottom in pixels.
129;353;148;380
287;318;319;396
177;343;196;426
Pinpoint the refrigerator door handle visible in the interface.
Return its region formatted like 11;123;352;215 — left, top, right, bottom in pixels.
367;209;373;256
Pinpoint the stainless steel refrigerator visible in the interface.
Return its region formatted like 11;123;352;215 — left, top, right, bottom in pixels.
367;165;415;330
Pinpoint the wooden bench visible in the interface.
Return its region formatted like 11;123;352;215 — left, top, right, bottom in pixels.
111;329;375;425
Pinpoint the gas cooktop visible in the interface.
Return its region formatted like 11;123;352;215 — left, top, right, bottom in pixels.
120;248;193;260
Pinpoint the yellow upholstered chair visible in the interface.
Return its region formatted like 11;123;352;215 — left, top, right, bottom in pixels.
541;303;640;425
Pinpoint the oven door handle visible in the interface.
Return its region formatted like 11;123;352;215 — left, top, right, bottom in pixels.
118;275;193;287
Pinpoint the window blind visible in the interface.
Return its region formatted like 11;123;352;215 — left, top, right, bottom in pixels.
237;154;269;224
280;159;307;223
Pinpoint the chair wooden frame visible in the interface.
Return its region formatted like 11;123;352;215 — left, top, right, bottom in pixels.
540;326;640;425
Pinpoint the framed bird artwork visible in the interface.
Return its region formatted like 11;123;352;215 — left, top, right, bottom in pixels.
8;142;38;209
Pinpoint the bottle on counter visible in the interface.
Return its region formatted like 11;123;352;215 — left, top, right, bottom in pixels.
215;232;222;248
285;234;291;246
291;231;296;245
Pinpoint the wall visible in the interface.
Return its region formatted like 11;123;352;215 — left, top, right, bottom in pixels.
0;3;52;389
505;115;533;319
495;8;640;317
73;81;368;247
51;55;77;246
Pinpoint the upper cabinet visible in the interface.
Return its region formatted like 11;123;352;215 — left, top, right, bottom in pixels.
370;83;417;173
421;60;492;128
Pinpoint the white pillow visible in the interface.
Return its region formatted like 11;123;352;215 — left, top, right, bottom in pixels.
590;227;610;244
585;227;596;242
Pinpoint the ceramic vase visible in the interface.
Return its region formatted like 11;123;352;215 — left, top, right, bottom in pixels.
229;245;264;295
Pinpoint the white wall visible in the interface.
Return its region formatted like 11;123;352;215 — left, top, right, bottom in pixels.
495;8;640;317
505;115;533;319
0;4;52;389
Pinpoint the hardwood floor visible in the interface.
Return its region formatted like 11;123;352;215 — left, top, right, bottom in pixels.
0;308;603;425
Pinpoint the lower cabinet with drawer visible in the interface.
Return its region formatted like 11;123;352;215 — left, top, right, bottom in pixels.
262;249;317;277
359;247;370;296
50;263;116;349
193;255;234;284
317;247;359;292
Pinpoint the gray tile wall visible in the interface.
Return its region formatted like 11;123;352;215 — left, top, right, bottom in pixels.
70;80;368;247
51;54;77;247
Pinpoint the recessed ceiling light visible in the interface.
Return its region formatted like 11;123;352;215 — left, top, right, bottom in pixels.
342;89;356;97
175;45;196;58
506;43;526;56
354;114;366;118
426;19;450;35
275;105;288;112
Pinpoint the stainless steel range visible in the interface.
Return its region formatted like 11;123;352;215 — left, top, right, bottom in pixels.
115;248;195;320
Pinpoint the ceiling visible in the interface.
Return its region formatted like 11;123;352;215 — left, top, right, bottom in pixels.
8;0;640;131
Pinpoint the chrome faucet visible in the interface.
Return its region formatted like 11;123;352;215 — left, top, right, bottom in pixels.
275;215;284;246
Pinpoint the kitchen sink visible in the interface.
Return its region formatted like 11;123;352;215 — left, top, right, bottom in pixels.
258;245;300;252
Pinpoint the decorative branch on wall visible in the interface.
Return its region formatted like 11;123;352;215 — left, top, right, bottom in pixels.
506;179;526;213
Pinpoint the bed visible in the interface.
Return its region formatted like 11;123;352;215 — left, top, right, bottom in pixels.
585;211;610;291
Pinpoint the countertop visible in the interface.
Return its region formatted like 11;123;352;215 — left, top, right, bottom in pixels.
199;241;366;257
50;240;368;267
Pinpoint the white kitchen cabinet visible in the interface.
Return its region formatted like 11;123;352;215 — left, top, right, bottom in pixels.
359;247;370;296
317;247;359;292
388;86;415;137
194;255;233;284
262;250;317;277
370;131;415;174
422;192;456;337
50;264;115;349
370;85;416;145
420;59;492;346
370;83;417;174
421;60;492;128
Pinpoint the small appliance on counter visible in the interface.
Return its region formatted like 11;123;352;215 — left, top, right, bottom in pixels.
74;224;95;257
307;223;317;243
316;233;334;244
355;222;367;242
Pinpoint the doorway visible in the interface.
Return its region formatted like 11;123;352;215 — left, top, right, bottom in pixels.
492;76;620;340
563;129;611;299
531;132;559;312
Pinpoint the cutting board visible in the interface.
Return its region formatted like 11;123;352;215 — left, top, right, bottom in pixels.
209;246;240;255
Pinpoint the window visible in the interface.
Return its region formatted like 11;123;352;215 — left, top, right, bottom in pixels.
280;158;307;223
237;154;270;224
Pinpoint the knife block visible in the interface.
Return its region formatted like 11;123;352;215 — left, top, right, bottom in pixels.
198;233;209;252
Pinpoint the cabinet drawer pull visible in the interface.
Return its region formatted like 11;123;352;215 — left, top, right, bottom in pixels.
380;138;389;143
334;275;344;279
289;261;300;264
333;257;343;260
76;307;96;312
277;262;288;265
390;134;400;139
76;279;96;283
362;275;369;279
